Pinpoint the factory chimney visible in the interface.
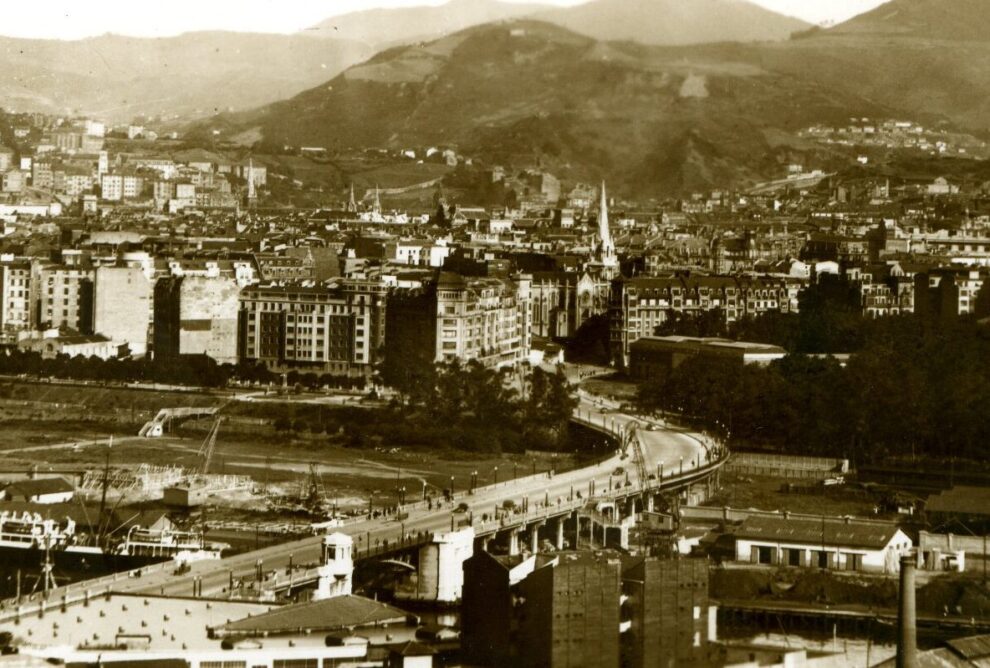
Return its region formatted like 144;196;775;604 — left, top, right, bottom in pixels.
896;554;918;668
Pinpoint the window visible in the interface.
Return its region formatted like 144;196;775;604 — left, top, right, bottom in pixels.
274;660;318;668
757;546;773;565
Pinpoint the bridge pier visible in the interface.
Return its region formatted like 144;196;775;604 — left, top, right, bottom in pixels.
554;517;566;551
528;521;545;554
508;528;520;557
645;493;655;513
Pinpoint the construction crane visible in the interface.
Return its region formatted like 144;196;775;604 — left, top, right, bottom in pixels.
305;462;328;513
197;419;222;475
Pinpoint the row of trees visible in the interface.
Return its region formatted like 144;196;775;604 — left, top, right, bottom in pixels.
638;315;990;465
379;357;578;454
0;350;367;391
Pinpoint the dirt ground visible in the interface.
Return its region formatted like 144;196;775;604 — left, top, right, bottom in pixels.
0;379;579;516
711;568;990;619
705;473;895;519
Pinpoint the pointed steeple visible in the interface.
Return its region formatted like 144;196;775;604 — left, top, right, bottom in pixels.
598;180;616;266
246;158;257;207
347;183;357;213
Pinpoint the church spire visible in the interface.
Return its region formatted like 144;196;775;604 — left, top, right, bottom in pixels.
598;181;616;266
373;184;382;215
246;158;257;207
347;183;357;213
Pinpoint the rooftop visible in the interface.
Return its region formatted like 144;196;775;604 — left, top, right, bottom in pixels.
214;595;411;638
926;486;990;517
631;336;787;356
733;515;904;550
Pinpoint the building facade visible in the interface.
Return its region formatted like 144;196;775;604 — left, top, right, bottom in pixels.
93;266;153;357
238;280;387;374
385;271;532;369
153;276;240;364
610;275;799;367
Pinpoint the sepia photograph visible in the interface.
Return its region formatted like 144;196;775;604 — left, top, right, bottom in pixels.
0;0;986;665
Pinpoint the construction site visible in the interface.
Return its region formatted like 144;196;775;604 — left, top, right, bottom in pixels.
0;379;544;546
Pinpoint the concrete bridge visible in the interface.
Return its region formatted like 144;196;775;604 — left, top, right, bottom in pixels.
138;406;221;437
0;397;726;618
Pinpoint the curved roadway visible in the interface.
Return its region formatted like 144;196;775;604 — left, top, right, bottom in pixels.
7;395;717;604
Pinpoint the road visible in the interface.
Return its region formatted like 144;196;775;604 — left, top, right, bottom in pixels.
92;395;715;598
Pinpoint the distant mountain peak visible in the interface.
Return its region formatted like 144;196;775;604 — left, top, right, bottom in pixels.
536;0;811;46
831;0;990;40
306;0;553;48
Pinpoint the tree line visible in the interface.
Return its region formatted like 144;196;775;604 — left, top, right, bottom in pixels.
0;350;367;390
377;356;578;454
640;308;990;465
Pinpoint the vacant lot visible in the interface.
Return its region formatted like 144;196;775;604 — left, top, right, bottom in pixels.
0;379;579;510
705;473;893;519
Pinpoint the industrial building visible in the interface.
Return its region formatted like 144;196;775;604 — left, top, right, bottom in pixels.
732;514;912;574
462;551;715;668
627;335;787;381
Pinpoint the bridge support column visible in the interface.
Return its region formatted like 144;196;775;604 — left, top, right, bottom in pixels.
617;525;629;550
480;536;491;553
645;494;655;513
529;527;540;554
555;518;566;551
508;529;520;556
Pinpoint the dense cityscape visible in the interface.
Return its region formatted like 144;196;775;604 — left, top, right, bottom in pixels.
0;0;988;667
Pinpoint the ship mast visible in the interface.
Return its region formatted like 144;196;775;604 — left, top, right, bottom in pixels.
98;436;113;544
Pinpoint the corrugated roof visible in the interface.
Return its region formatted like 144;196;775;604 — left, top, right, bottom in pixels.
947;633;990;660
733;515;902;550
926;487;990;517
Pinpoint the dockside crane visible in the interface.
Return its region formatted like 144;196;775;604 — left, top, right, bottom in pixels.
197;418;222;475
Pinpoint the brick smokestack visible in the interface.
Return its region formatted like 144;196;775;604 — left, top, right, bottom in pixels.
896;554;918;668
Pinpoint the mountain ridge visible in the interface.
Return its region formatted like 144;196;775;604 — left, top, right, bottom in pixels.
535;0;811;45
0;31;373;121
198;20;887;195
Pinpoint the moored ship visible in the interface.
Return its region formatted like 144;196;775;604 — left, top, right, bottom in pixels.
0;510;227;576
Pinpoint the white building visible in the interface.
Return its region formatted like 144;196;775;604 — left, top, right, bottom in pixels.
733;514;912;574
314;532;354;600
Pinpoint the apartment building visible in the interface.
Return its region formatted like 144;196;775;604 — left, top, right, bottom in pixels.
609;274;799;367
238;280;387;374
385;271;532;369
0;261;32;337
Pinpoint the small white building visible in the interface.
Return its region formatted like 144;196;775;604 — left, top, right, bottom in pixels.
733;514;912;574
315;532;354;600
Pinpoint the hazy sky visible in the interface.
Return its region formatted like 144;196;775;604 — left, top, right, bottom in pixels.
3;0;889;40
